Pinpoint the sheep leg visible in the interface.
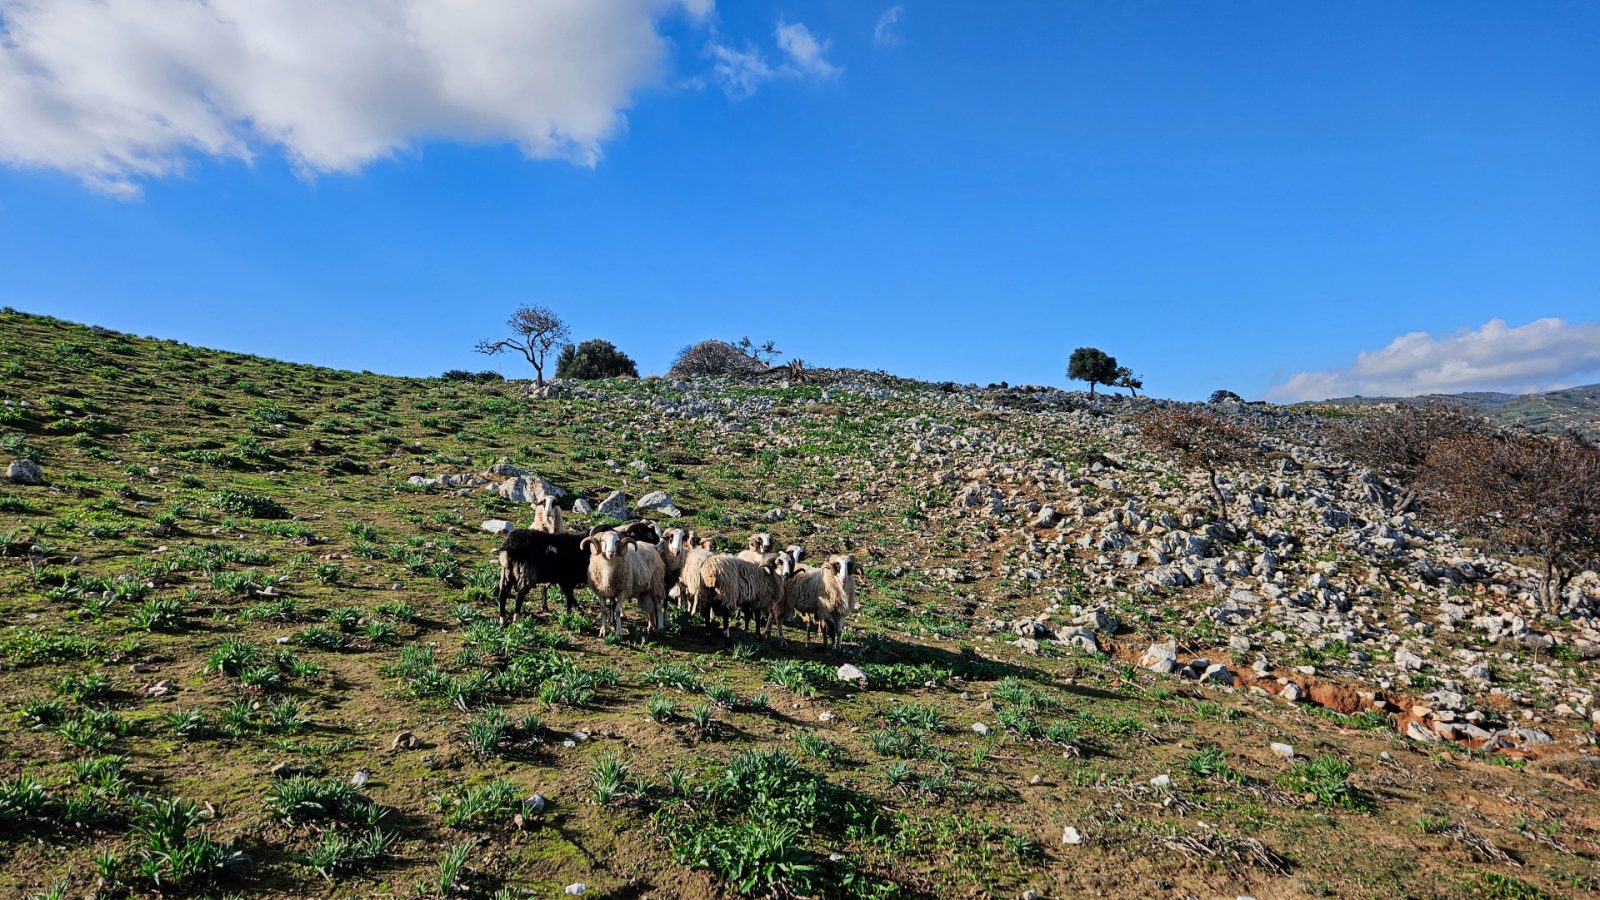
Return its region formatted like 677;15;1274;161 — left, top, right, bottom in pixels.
494;559;513;626
559;583;578;615
539;583;550;613
513;584;532;623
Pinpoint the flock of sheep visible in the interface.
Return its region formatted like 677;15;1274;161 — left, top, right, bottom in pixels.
492;496;860;649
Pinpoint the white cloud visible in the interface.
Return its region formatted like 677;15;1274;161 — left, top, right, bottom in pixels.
1266;317;1600;402
0;0;708;197
775;19;840;78
873;6;904;47
704;18;839;98
707;42;776;100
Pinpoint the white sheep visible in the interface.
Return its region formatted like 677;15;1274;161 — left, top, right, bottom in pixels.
698;552;790;639
674;535;715;616
784;554;860;649
531;495;565;534
736;532;776;564
579;529;665;638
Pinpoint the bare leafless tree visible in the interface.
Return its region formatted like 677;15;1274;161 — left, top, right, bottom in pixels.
474;305;570;386
1330;403;1486;512
1138;407;1259;519
1419;430;1600;610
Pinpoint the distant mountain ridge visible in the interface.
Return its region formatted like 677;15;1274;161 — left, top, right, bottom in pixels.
1309;383;1600;438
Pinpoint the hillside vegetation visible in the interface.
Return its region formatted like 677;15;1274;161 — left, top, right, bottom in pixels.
2;309;1598;899
1314;384;1600;440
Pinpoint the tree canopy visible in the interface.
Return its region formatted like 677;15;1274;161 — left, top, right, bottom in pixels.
555;339;639;380
1067;347;1120;396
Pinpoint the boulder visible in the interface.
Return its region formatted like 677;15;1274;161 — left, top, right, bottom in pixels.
572;498;594;515
596;491;631;520
636;491;682;518
1139;641;1178;673
5;459;42;485
497;475;565;504
480;519;514;535
836;663;867;685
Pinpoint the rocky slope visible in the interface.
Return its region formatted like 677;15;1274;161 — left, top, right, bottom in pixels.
2;309;1598;899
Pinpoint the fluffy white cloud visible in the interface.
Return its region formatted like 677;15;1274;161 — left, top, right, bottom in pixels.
873;6;904;47
0;0;708;197
1266;317;1600;402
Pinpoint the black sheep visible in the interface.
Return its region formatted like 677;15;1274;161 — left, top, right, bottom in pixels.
495;528;588;624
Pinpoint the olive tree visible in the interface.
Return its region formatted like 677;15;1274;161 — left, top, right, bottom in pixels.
1067;347;1120;396
555;339;639;380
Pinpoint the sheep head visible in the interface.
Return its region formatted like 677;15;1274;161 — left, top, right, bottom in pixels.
581;530;631;560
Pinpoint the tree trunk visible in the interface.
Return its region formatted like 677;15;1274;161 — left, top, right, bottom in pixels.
1209;469;1228;521
1540;553;1566;611
1088;382;1096;397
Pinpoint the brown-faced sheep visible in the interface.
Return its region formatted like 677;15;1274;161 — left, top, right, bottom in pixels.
784;554;860;650
579;529;665;638
736;532;776;564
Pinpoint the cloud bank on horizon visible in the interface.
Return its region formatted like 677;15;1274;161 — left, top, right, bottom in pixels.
0;0;840;197
1266;318;1600;403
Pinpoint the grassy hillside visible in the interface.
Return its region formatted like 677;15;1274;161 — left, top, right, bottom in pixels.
1314;384;1600;439
2;309;1598;899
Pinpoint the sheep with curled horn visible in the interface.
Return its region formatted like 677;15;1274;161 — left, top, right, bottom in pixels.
784;554;861;650
578;528;666;638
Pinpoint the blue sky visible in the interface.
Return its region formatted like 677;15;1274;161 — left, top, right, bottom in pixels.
2;1;1597;400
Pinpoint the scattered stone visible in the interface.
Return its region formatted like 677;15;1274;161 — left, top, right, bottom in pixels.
572;498;593;514
1139;641;1178;674
5;459;42;485
480;519;514;535
1270;742;1295;760
1150;774;1171;788
145;679;174;697
390;731;417;751
596;490;631;520
350;769;370;788
836;663;867;685
636;490;682;517
971;722;991;736
1061;826;1083;845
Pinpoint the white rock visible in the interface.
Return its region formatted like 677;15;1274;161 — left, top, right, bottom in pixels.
1061;826;1083;845
971;722;990;736
1150;774;1171;788
836;663;867;684
565;884;588;895
350;770;369;788
480;519;514;535
1269;742;1295;760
